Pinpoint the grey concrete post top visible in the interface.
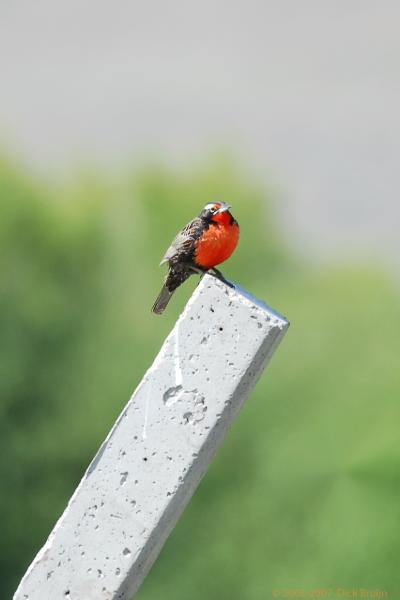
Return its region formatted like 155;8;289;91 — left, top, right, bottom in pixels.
14;275;289;600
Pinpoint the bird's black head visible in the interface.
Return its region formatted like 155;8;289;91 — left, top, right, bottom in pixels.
199;202;232;222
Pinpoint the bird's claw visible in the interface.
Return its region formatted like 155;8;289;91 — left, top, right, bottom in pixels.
208;268;235;288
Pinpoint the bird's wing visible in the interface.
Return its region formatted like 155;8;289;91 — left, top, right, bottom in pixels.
160;217;204;266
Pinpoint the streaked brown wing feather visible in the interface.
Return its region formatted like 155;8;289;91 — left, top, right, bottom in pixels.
160;217;205;265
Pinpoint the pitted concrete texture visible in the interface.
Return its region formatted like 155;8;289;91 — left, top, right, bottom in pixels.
14;275;289;600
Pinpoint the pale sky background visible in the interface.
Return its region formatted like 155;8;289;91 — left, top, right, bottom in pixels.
1;1;399;272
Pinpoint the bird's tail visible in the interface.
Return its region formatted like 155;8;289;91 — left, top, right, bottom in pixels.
152;267;191;315
152;284;174;315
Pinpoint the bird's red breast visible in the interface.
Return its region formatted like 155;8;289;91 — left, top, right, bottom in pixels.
194;211;239;269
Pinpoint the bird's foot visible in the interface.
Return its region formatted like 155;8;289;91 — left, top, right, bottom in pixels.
208;268;235;288
191;265;234;288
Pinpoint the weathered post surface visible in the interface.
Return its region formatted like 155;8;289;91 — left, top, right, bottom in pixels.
14;275;289;600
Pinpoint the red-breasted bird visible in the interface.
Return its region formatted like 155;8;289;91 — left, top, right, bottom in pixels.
152;201;239;314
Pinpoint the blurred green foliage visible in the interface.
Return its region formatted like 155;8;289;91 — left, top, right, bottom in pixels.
1;156;399;599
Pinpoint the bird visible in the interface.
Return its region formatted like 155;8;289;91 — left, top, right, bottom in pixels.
152;201;239;314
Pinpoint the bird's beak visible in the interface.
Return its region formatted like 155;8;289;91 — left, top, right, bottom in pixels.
215;204;231;214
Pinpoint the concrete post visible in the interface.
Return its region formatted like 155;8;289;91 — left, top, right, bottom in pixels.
14;275;289;600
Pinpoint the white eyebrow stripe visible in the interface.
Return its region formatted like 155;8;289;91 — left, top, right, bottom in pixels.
204;202;227;211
